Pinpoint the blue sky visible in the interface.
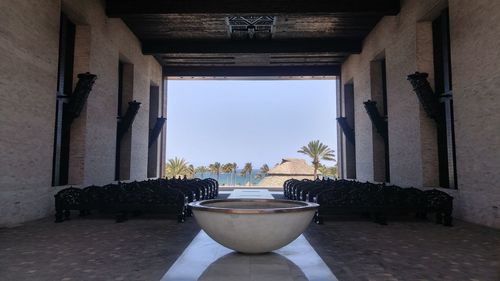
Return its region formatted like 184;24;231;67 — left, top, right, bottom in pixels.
166;79;337;168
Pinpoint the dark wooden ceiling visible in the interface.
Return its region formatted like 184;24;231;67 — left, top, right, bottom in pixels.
106;0;400;77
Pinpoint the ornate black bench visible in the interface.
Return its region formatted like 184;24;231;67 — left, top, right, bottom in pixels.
283;179;453;226
54;178;218;223
55;187;85;222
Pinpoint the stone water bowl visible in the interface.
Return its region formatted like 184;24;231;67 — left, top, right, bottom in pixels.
189;199;319;254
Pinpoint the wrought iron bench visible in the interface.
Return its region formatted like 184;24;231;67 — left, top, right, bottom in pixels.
54;179;203;223
282;179;453;226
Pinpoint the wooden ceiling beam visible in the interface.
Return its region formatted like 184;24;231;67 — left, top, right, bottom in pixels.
143;39;362;54
163;65;341;77
106;0;400;17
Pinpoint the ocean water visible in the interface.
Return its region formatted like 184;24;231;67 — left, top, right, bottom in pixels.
194;169;262;186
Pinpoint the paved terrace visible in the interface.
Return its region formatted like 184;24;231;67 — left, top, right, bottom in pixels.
0;197;499;281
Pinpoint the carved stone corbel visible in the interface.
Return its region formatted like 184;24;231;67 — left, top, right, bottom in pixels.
117;100;141;141
336;117;355;144
363;100;388;140
149;117;166;147
407;72;440;121
65;72;97;123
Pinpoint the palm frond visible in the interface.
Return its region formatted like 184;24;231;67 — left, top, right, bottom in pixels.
297;140;336;178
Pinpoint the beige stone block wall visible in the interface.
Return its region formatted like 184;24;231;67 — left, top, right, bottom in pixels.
0;0;60;226
448;0;500;228
339;0;500;228
341;0;447;187
61;0;163;185
0;0;163;226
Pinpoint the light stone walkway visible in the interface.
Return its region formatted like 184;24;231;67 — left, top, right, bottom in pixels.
227;189;274;199
0;199;499;280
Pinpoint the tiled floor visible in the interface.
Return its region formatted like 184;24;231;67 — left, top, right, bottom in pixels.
1;198;499;280
0;216;200;281
305;220;500;281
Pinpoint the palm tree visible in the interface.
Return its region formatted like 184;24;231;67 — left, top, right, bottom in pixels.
298;140;335;179
255;164;270;180
195;166;209;178
187;164;195;179
260;164;269;176
222;163;234;185
318;164;328;178
240;162;253;186
232;163;238;186
209;162;221;181
318;164;338;179
165;157;191;178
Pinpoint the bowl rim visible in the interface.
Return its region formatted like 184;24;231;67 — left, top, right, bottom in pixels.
188;199;319;214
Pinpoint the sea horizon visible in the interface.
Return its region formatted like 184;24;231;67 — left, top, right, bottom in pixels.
194;169;262;186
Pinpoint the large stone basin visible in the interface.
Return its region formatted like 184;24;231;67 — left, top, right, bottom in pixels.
189;199;319;254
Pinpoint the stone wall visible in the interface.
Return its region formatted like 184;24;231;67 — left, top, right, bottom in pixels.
0;0;163;226
339;0;500;228
448;0;500;228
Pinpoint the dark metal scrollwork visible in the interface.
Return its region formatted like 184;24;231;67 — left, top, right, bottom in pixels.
283;178;453;226
54;178;219;223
